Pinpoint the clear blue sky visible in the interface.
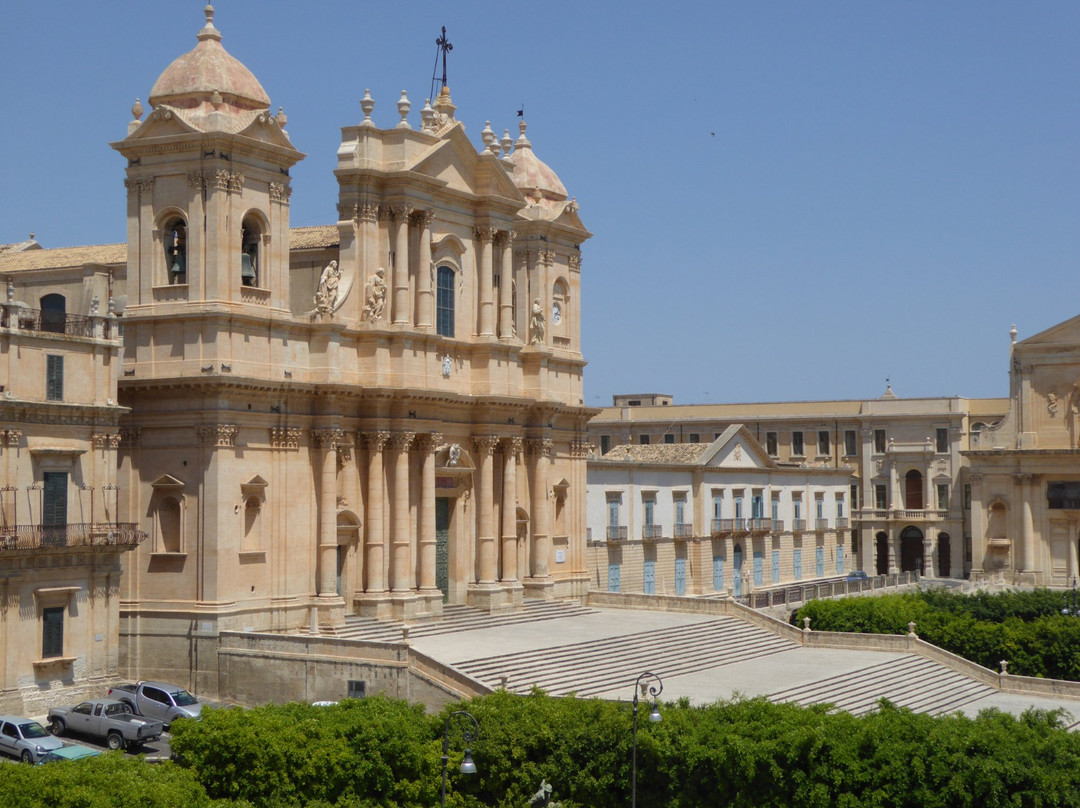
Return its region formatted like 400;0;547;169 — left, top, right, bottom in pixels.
3;2;1078;407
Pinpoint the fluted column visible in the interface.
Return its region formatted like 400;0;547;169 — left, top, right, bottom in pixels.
475;227;496;336
364;431;390;592
358;202;379;290
501;438;522;581
389;432;415;592
527;438;553;578
313;428;344;597
498;231;515;339
417;433;442;590
416;209;435;329
391;204;413;324
474;436;499;582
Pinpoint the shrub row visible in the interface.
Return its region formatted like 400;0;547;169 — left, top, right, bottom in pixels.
794;589;1080;680
4;692;1079;808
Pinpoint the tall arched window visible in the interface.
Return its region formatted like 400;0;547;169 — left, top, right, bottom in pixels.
40;293;66;334
163;217;187;285
243;496;262;550
436;265;455;337
241;216;262;287
551;279;568;337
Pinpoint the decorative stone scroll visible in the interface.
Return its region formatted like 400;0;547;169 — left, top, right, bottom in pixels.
270;427;303;449
197;424;239;447
1;429;23;447
91;433;122;449
269;182;292;204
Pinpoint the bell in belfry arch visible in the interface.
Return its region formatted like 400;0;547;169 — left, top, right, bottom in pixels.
241;252;256;285
170;253;186;275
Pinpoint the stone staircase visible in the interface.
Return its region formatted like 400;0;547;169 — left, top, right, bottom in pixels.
768;654;998;716
454;616;797;697
299;599;599;642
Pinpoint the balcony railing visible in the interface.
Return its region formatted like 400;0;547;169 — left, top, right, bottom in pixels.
836;517;850;529
1;307;114;339
791;519;807;532
815;518;830;531
856;508;948;522
711;518;733;536
732;518;750;535
642;524;664;540
771;519;785;533
606;525;628;541
749;518;771;534
0;523;145;552
673;522;693;539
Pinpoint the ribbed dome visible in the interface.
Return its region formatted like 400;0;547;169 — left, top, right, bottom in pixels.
148;5;270;114
506;121;567;202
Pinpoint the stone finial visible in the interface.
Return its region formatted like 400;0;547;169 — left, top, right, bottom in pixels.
420;98;436;133
90;296;100;316
500;128;513;157
360;89;375;126
1010;324;1018;344
481;120;495;148
6;278;14;302
907;621;917;637
131;98;143;121
999;660;1009;675
277;106;288;128
211;90;223;109
397;90;411;129
802;616;811;632
198;3;221;41
516;118;531;148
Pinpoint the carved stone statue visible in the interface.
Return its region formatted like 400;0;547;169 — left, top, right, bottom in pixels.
529;779;560;808
363;267;387;321
314;260;341;313
530;297;545;345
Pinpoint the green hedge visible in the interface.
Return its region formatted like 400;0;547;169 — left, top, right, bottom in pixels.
3;693;1079;807
793;589;1080;680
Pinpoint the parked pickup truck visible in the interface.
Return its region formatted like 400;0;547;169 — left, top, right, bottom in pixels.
107;681;202;728
48;698;163;751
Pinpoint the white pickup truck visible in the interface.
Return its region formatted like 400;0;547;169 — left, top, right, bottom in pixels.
107;681;202;728
48;698;163;751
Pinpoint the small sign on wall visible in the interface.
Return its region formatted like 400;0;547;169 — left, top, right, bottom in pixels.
555;550;566;563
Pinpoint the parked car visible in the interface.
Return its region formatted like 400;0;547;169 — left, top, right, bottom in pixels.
48;698;164;751
39;744;102;763
845;570;869;582
0;716;64;763
107;681;202;728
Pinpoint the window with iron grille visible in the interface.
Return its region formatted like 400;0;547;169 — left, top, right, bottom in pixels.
46;355;64;401
436;266;455;337
43;606;64;658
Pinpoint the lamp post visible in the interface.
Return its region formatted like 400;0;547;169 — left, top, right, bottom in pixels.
1063;576;1080;618
441;710;479;808
631;672;663;808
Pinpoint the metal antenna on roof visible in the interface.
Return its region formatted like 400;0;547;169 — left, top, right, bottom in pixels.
430;26;453;102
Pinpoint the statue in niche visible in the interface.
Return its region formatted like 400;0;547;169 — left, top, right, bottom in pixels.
363;267;387;321
1069;378;1080;448
530;298;545;345
1048;390;1059;417
448;444;461;466
314;260;341;313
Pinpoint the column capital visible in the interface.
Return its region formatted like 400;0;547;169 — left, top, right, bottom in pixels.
390;202;414;220
361;430;391;451
495;229;516;247
502;436;524;455
1013;472;1038;484
415;432;443;452
538;248;555;266
525;438;553;457
473;435;500;455
388;431;415;451
968;473;983;484
412;208;435;227
198;424;239;447
2;429;23;447
311;427;345;449
568;253;581;271
358;202;380;223
570;439;592;458
473;226;497;243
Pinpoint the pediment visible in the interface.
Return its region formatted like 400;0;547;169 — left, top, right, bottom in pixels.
407;127;523;202
700;425;775;470
123;113;201;141
1018;313;1080;348
150;473;185;491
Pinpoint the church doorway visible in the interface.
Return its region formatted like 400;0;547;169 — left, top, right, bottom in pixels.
900;526;924;573
435;497;451;601
875;532;889;575
937;533;951;578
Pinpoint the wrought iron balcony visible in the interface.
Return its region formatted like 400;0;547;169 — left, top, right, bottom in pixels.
0;523;145;552
606;525;628;541
1;307;114;339
711;518;733;536
731;518;750;535
771;519;785;533
815;518;830;531
749;518;771;534
673;522;694;539
791;519;807;532
836;517;850;529
642;524;664;541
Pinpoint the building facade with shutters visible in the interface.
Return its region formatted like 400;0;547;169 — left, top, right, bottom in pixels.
1;7;592;696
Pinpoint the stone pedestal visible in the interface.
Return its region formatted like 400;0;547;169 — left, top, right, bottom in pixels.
467;581;524;612
522;576;555;601
355;592;393;620
314;595;346;628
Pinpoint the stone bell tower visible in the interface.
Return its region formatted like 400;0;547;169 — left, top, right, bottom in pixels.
112;4;304;317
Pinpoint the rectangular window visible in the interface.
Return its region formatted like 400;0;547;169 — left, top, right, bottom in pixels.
818;430;830;455
964;484;971;510
712;493;723;520
734;495;743;519
792;431;804;456
937;484;949;511
836;496;845;519
766;432;778;456
42;606;64;658
874;429;886;454
688;433;700;444
815;495;824;519
751;494;764;519
771;495;780;521
674;497;685;525
936;428;948;453
792;497;802;520
850;483;860;511
638;434;650;445
599;435;611;455
663;433;675;444
844;430;857;457
874;483;887;510
608;499;620;527
46;355;64;401
643;498;655;527
435;266;455;337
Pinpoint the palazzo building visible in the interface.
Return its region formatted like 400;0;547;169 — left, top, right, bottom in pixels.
588;391;1009;580
2;7;592;693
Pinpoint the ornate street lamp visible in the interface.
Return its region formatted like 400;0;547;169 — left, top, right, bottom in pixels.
631;672;663;808
441;709;479;808
1063;577;1079;618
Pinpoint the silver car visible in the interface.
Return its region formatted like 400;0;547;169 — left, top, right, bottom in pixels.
0;716;64;764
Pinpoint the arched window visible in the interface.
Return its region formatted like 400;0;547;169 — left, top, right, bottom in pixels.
551;279;568;336
163;217;187;285
243;496;262;550
40;293;66;334
241;215;262;287
436;265;455;337
905;470;923;509
158;497;181;553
